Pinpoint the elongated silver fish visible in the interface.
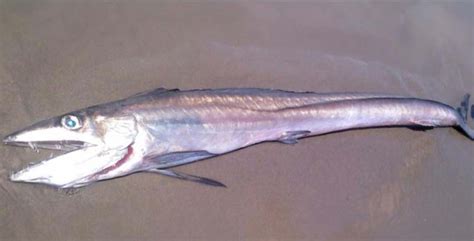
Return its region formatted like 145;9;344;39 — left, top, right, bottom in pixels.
3;88;473;188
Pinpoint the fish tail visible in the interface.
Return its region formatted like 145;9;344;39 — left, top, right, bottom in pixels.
457;94;474;140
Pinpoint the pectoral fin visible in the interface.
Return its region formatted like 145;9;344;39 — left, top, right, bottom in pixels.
147;169;226;187
144;150;216;168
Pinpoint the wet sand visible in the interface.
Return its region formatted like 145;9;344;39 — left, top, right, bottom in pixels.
0;2;472;241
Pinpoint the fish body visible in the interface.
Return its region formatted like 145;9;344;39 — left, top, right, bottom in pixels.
3;88;473;188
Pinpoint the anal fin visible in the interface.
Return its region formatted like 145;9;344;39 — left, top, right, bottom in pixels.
147;169;226;188
278;130;311;144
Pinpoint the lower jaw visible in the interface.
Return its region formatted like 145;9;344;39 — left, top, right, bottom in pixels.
88;145;135;182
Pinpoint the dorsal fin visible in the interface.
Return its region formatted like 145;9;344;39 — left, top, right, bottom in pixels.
129;88;180;98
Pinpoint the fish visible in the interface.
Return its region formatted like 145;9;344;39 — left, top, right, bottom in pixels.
3;88;473;188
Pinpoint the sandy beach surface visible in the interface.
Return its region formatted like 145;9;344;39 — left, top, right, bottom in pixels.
0;1;472;241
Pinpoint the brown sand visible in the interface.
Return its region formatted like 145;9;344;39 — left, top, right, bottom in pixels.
0;2;472;241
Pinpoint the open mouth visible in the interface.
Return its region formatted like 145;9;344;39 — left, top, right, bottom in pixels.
4;136;131;188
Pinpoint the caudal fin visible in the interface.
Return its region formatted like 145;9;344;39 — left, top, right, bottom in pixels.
457;94;474;140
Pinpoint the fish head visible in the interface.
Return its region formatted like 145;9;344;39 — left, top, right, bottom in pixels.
3;108;139;188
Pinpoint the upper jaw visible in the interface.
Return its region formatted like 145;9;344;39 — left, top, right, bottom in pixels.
3;125;101;151
3;139;90;151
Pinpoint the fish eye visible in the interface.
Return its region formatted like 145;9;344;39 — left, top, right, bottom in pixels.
61;115;82;130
